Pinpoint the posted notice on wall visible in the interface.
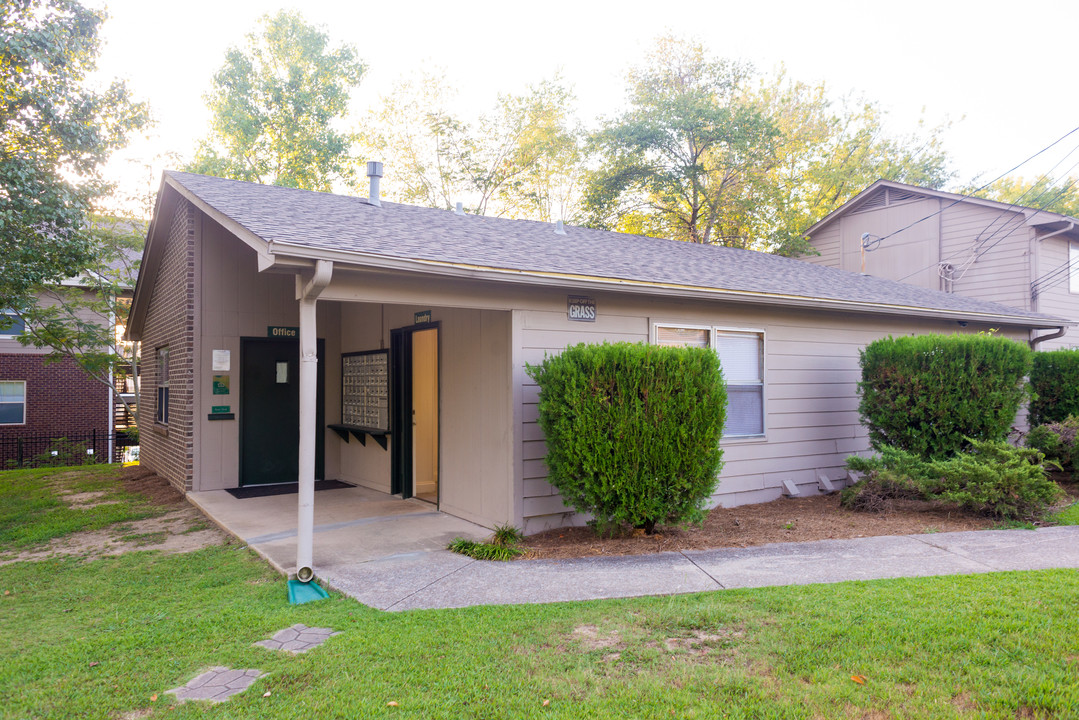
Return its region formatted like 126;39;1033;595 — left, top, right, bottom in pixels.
212;349;231;371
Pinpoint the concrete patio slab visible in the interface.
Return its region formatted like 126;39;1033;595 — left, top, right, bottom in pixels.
188;485;490;576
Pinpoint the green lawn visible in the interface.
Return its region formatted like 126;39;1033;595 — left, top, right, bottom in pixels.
1;467;1077;719
0;464;164;548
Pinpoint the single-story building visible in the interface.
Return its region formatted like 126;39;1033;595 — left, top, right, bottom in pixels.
127;169;1066;556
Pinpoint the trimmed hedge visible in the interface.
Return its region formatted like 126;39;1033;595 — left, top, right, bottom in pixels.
858;334;1031;460
1029;349;1079;425
527;342;726;534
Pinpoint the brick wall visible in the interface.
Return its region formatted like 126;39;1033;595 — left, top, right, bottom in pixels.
138;198;198;491
0;354;111;440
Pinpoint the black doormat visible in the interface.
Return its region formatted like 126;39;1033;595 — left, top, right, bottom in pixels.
226;479;355;499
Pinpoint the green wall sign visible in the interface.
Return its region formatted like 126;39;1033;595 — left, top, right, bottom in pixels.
212;375;230;395
267;326;299;338
211;405;231;414
414;310;432;325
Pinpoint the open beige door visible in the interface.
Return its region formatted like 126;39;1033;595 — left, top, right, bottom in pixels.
411;327;439;503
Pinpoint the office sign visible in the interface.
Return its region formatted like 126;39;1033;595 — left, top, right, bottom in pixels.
267;326;298;338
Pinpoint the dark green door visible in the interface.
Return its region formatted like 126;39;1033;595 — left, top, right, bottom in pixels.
240;338;325;486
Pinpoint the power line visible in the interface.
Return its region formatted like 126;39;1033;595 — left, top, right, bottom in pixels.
864;124;1079;249
890;158;1079;285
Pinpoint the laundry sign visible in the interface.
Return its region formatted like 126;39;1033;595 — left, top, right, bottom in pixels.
567;295;596;322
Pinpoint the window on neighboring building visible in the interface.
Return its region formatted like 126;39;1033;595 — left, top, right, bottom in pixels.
156;346;170;424
655;324;766;438
0;311;24;338
0;381;26;425
1070;243;1079;294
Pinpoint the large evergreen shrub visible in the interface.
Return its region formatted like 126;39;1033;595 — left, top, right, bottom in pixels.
858;334;1031;460
842;440;1061;520
527;342;727;534
1029;349;1079;425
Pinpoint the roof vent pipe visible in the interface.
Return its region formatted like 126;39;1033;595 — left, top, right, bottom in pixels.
455;202;464;216
554;219;566;235
366;161;383;207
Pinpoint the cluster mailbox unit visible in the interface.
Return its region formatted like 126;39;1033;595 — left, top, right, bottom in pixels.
330;349;389;449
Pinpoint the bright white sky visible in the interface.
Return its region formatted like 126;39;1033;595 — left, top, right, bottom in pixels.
89;0;1079;214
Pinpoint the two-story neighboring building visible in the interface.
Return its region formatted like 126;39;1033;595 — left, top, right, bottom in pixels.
0;293;115;465
0;237;141;467
802;179;1079;349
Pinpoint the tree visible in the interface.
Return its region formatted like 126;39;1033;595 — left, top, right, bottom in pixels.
582;37;778;247
188;11;364;191
14;218;144;428
582;38;953;256
360;72;584;221
972;175;1079;217
745;71;953;255
0;0;148;314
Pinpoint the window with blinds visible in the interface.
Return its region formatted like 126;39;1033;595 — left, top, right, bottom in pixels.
654;324;765;438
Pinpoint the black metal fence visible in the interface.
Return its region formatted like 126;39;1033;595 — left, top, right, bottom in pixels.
0;430;137;469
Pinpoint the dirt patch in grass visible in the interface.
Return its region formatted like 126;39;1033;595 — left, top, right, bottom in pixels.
523;478;1079;561
119;465;186;506
0;467;227;565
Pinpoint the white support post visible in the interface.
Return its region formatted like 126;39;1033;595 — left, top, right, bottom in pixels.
295;260;333;583
295;296;318;581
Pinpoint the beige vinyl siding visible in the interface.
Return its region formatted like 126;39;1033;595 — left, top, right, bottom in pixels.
1032;235;1079;349
804;224;840;266
941;204;1032;309
195;215;304;491
515;291;1028;533
838;198;940;288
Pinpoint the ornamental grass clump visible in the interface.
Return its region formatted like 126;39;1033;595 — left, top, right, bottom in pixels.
1028;349;1079;425
858;333;1031;460
527;342;727;535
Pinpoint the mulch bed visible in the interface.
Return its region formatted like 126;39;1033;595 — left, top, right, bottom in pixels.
521;475;1079;560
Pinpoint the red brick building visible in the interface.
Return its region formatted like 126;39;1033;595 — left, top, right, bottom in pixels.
1;305;115;465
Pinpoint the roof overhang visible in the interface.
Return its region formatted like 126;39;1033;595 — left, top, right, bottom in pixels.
263;240;1069;330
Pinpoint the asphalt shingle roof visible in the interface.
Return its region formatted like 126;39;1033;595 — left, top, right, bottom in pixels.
165;171;1064;325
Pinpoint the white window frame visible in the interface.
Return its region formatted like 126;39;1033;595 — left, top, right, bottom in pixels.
652;322;766;441
155;346;170;425
0;310;24;339
1070;242;1079;294
0;380;27;426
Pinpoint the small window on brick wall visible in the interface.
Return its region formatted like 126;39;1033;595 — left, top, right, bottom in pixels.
0;311;25;338
156;346;170;424
0;381;26;425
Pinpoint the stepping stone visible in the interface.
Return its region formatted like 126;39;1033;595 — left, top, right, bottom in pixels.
254;623;341;653
166;666;264;703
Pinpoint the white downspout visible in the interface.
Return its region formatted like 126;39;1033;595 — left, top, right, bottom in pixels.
295;259;333;582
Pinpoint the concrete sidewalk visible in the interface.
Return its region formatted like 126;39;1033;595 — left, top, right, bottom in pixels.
322;526;1079;611
187;485;1079;612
